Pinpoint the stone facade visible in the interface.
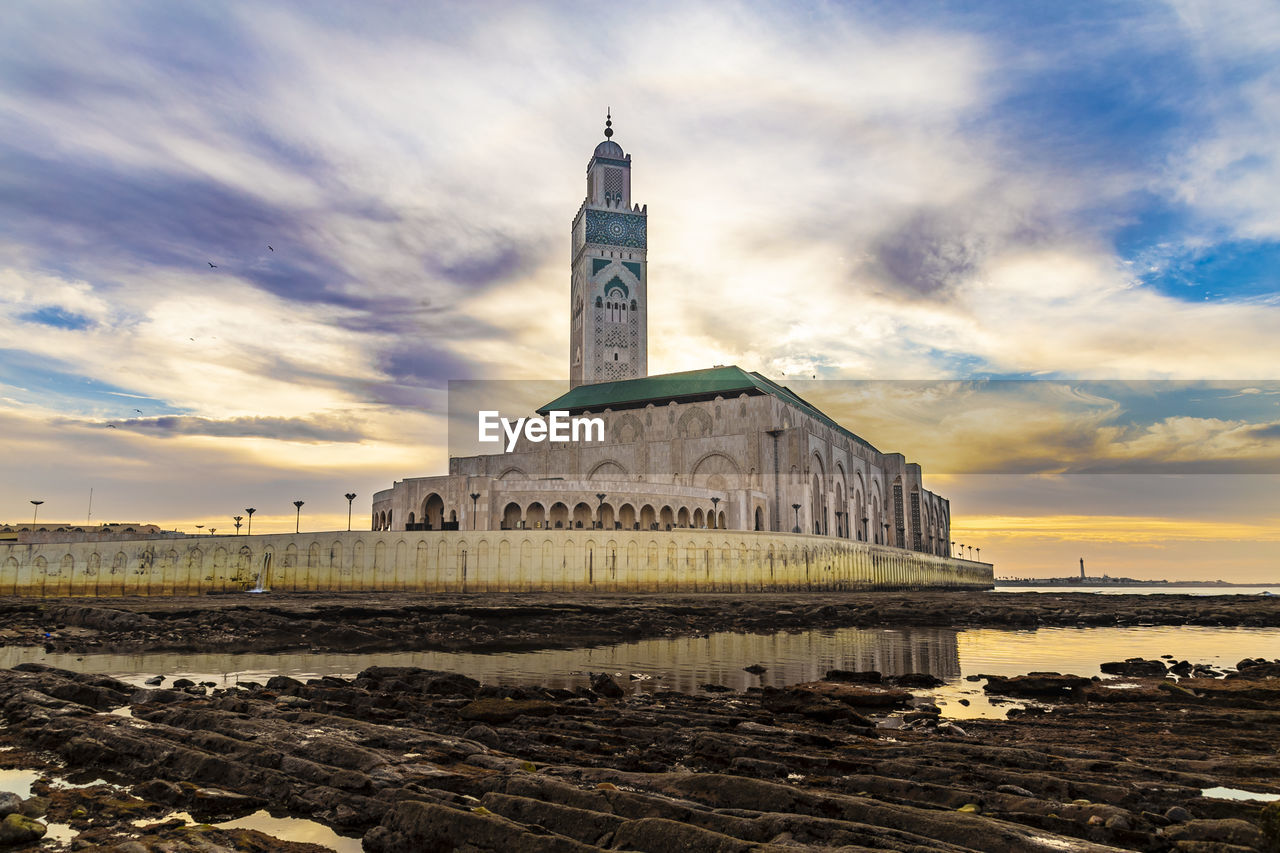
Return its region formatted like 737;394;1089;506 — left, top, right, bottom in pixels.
0;529;990;597
373;370;952;559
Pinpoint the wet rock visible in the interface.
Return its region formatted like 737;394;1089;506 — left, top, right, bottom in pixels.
133;778;184;806
822;669;881;683
458;698;559;724
1226;662;1280;680
760;686;880;723
464;724;502;748
171;678;195;688
700;683;733;692
144;675;164;685
784;681;910;708
18;796;48;818
996;784;1035;797
1100;658;1167;677
0;793;19;819
364;799;597;852
0;813;46;845
264;675;303;691
743;664;767;675
983;672;1092;697
1163;818;1266;848
589;673;624;698
479;792;624;846
1165;806;1193;822
1261;802;1280;851
189;787;262;818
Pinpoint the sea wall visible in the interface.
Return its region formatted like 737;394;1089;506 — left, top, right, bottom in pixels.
0;530;992;597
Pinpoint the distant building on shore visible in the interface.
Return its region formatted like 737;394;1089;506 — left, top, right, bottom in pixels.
0;523;172;545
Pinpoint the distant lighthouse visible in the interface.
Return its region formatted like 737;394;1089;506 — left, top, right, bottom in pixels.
1080;557;1085;581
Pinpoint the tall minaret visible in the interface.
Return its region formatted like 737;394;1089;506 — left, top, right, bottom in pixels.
570;110;648;388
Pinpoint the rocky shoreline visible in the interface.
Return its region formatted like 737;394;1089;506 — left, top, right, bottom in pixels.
1;652;1279;851
2;590;1279;655
1;591;1279;851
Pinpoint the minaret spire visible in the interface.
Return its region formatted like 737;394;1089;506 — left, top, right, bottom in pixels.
570;112;647;387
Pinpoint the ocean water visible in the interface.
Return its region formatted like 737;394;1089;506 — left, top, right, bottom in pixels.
994;585;1280;596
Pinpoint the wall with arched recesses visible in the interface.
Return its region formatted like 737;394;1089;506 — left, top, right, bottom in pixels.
0;529;993;596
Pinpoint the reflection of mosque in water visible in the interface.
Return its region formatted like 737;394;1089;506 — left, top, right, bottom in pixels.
0;627;961;695
584;627;963;693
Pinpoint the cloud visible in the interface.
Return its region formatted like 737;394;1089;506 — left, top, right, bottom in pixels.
1;2;1278;576
93;413;366;443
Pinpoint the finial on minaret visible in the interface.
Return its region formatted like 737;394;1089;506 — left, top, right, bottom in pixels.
604;108;613;139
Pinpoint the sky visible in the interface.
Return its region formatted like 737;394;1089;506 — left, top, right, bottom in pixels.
2;1;1279;579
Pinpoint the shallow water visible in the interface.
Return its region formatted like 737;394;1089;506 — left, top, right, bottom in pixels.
995;585;1280;596
1201;786;1280;802
3;624;1277;720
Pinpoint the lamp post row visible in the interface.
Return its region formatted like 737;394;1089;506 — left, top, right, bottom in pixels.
24;495;982;558
20;493;358;536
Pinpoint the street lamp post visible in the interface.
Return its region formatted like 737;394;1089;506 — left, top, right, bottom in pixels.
950;540;956;558
245;507;256;536
293;500;304;533
710;496;720;529
233;515;243;535
344;493;357;531
595;493;606;529
30;500;43;527
976;547;981;562
791;503;801;533
958;543;965;560
470;493;480;530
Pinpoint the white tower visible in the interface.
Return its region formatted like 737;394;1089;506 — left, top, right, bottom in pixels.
570;111;648;388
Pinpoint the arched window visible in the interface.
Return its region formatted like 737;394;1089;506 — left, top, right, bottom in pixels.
631;299;637;311
595;296;602;307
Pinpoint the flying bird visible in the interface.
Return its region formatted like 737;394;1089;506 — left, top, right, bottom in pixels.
208;261;217;268
134;409;143;414
106;424;117;429
268;245;273;251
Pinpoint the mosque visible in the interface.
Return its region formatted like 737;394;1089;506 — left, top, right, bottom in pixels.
1;116;988;596
372;117;954;559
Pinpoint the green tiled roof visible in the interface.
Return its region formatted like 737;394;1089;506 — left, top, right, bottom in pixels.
538;365;879;452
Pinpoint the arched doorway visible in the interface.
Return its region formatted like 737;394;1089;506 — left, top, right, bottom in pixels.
549;502;569;529
501;502;522;529
526;502;546;529
422;494;445;530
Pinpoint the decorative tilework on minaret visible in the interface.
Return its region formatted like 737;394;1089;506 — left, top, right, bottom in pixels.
570;110;648;388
